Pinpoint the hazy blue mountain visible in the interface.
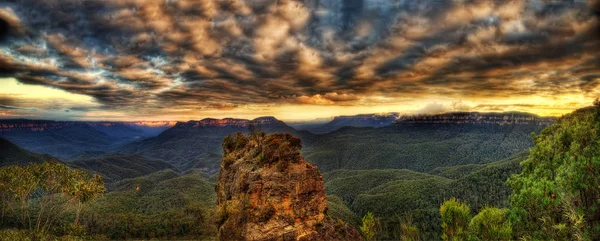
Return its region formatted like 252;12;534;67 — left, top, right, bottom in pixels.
0;137;56;166
118;116;313;172
294;113;399;134
0;119;173;160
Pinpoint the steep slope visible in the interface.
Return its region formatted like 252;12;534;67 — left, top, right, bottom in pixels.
119;116;314;172
70;154;176;184
0;137;55;166
216;132;362;241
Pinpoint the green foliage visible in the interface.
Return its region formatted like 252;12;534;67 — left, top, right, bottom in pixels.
0;229;102;241
323;154;526;240
429;164;484;179
398;216;422;241
222;132;249;155
222;132;303;169
81;171;217;240
307;123;542;172
0;162;105;234
324;169;438;205
69;154;174;184
360;211;380;241
507;107;600;240
448;152;525;210
440;198;471;241
326;195;360;226
468;207;511;241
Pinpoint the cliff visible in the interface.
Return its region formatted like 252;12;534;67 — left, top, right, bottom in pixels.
175;116;287;128
216;132;362;241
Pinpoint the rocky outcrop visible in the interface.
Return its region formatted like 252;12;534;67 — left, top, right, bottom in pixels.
216;132;362;241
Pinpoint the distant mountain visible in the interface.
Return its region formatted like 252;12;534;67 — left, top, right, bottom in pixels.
87;121;175;138
294;113;400;134
0;120;114;160
0;119;174;160
0;137;56;166
70;154;176;184
287;117;333;132
118;116;314;172
397;111;555;125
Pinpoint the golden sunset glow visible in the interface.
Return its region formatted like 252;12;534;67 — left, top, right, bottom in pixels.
0;1;598;121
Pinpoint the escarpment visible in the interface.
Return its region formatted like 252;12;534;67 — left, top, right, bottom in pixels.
216;132;363;241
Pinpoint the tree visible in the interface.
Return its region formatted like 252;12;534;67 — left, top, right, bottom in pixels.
360;211;379;241
0;165;37;229
468;207;511;241
440;197;471;241
0;162;106;234
507;105;600;240
64;168;105;226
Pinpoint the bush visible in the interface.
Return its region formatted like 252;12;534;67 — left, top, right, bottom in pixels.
398;216;421;241
468;207;511;241
440;198;471;241
222;132;248;154
360;211;380;241
0;162;105;234
261;133;302;164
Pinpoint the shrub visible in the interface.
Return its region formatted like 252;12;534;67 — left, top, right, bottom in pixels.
399;216;421;241
468;207;511;241
261;133;302;164
0;162;105;234
360;211;380;241
440;197;471;241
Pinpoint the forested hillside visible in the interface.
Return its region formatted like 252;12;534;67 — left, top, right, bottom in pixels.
116;114;546;174
82;170;217;239
323;152;526;240
306;123;540;172
0;137;55;166
70;154;176;184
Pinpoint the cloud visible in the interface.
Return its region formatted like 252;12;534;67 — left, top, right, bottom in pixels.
415;103;449;115
0;0;597;120
0;104;37;110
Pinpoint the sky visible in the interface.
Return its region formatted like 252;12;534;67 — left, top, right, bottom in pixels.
0;0;599;121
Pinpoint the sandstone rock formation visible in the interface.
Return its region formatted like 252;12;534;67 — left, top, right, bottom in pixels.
216;132;363;241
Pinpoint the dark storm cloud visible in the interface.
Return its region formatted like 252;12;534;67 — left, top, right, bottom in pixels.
0;0;598;113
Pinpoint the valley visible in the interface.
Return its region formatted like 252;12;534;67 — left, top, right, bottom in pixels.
0;110;559;240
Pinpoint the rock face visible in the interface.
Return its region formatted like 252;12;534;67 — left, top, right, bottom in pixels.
216;132;362;241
